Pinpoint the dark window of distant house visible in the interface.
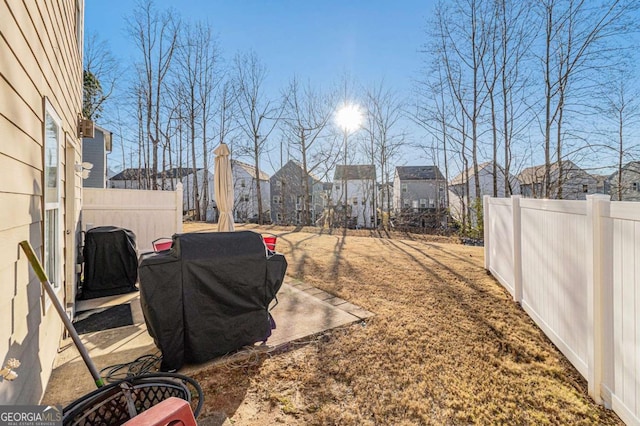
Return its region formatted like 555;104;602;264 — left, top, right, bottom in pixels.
633;182;639;191
582;184;588;193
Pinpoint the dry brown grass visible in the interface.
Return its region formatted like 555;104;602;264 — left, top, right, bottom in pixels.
184;223;621;425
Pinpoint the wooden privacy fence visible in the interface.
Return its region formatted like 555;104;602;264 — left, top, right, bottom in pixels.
82;185;183;252
484;194;640;425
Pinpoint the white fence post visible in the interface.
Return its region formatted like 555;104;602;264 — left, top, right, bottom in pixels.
511;195;523;304
586;194;610;404
176;182;184;234
483;195;491;270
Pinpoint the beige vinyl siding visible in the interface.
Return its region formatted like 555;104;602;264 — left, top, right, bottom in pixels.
0;0;83;404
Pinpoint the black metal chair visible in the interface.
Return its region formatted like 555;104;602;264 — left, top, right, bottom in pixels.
62;372;203;426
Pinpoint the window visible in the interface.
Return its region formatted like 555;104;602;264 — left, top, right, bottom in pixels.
276;213;282;221
429;199;435;207
420;199;427;208
633;182;639;191
403;199;410;208
240;178;246;188
242;195;249;202
273;195;282;204
352;197;358;205
44;101;62;289
582;184;588;193
402;183;408;193
276;180;282;188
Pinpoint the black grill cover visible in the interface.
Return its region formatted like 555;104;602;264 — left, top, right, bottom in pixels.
80;226;138;300
139;231;287;371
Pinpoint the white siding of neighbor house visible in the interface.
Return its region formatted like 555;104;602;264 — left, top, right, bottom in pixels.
0;1;84;404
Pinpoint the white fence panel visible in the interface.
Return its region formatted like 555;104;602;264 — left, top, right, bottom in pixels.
610;202;640;425
485;195;640;425
485;198;515;297
82;186;183;252
519;199;589;378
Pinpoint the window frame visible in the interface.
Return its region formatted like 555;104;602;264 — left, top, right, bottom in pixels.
44;99;63;292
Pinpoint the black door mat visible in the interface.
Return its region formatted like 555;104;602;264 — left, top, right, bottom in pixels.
73;304;134;335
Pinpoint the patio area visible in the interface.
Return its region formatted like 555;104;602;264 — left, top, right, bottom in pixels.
41;277;373;409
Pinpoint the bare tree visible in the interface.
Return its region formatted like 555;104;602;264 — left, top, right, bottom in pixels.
281;77;333;225
83;33;119;121
362;80;406;228
127;0;179;190
596;65;640;200
497;0;534;196
537;0;637;198
196;22;221;220
232;51;281;224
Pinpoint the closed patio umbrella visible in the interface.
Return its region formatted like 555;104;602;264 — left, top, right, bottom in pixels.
214;143;234;232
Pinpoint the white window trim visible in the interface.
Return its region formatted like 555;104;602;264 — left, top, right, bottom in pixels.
44;98;63;302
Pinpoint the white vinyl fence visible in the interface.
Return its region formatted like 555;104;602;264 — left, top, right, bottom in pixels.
484;194;640;425
82;185;183;252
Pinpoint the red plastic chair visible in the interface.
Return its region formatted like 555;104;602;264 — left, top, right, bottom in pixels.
262;235;277;252
152;238;173;252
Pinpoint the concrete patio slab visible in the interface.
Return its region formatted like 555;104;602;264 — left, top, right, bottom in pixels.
41;278;373;407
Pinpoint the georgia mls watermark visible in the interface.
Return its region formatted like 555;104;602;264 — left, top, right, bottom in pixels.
0;405;62;426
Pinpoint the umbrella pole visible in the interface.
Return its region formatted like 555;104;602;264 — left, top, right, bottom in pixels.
19;241;105;388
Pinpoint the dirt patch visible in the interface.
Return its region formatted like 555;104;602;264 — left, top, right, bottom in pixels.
185;223;621;425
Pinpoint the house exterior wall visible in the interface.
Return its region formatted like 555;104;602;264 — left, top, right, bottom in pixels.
393;172;447;213
0;0;84;404
608;162;640;201
332;178;376;228
519;163;596;200
82;127;107;188
450;164;520;223
270;161;323;225
229;166;270;222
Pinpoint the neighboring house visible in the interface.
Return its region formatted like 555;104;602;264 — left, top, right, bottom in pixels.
607;161;640;201
82;125;113;188
109;168;156;189
110;167;212;217
171;168;210;214
393;166;447;227
518;160;597;200
1;1;85;404
222;160;270;222
449;162;520;224
332;165;377;228
269;160;324;225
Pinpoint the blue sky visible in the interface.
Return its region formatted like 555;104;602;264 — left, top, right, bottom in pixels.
85;1;433;96
84;1;435;173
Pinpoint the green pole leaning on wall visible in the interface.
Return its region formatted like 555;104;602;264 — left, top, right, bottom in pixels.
19;240;105;388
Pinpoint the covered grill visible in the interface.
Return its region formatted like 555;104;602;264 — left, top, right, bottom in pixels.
80;226;138;300
139;231;287;371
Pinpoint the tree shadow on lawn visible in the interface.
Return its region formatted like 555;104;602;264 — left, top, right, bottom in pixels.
383;239;554;363
189;350;270;425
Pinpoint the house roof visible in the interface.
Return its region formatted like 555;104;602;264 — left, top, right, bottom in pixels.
607;161;640;180
232;160;270;181
517;160;580;183
334;165;376;181
165;167;203;178
395;166;444;181
272;159;323;182
110;167;202;180
450;162;495;185
110;168;156;181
